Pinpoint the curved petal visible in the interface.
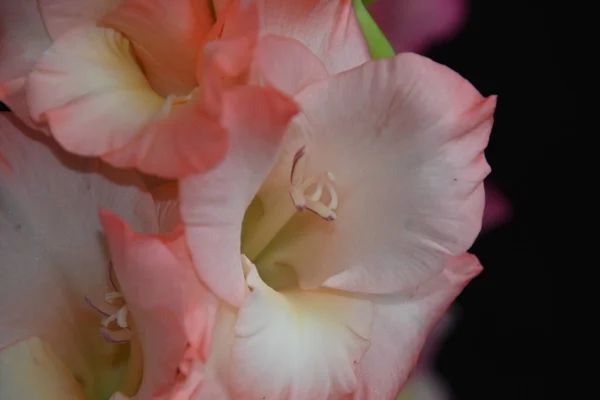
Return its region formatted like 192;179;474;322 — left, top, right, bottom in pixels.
353;254;482;399
150;181;180;233
368;0;466;53
257;0;370;73
253;53;494;294
0;1;51;82
27;23;228;178
228;259;372;400
0;1;51;124
211;0;230;16
255;35;329;96
38;0;122;39
180;86;299;307
0;338;86;400
100;211;218;399
102;0;214;96
193;303;238;400
0;113;157;397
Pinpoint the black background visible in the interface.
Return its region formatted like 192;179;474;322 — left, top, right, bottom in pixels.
1;0;557;398
425;1;557;399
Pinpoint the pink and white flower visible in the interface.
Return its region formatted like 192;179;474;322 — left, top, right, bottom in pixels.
1;1;497;399
0;113;214;399
0;0;370;178
165;38;494;398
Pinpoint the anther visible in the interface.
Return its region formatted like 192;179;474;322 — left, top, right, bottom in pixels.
289;147;339;221
86;261;132;344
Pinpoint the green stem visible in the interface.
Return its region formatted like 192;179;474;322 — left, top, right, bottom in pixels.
352;0;395;60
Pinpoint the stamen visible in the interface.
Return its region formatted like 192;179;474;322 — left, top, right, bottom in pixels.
108;261;118;291
116;307;129;329
104;291;123;303
85;261;132;344
84;296;111;317
290;146;307;186
101;313;117;327
325;181;339;210
100;326;133;344
289;147;339;221
156;93;192;118
307;180;324;202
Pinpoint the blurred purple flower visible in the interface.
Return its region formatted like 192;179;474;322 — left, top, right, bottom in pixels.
482;182;512;233
369;0;467;53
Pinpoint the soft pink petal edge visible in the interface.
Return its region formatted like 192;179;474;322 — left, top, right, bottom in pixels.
100;210;218;399
180;85;299;307
0;2;51;125
253;52;494;295
352;254;482;399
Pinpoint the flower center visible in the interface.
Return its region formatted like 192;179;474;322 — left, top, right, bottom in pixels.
289;146;339;221
85;263;133;344
240;146;341;289
156;93;193;118
242;146;340;262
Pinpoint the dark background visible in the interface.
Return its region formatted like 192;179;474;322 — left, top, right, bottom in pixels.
425;1;557;399
1;0;557;398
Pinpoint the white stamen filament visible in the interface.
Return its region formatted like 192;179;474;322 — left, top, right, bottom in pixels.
86;265;132;344
243;146;340;260
156;93;192;118
104;291;123;303
117;306;129;329
289;147;339;221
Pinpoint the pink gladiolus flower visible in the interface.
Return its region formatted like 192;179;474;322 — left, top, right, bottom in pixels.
0;0;369;178
368;0;467;53
152;36;495;398
1;1;499;398
0;113;216;399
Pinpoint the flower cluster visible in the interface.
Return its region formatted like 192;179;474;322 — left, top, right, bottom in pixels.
0;1;496;399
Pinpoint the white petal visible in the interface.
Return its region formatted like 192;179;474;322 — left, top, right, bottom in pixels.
0;338;86;400
0;114;157;396
229;262;373;400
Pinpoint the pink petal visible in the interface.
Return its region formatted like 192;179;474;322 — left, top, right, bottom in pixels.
255;35;329;95
26;23;228;178
353;254;482;399
195;0;260;87
254;53;495;294
0;1;51;82
369;0;467;53
0;1;51;124
99;210;218;399
192;304;239;400
102;0;214;96
257;0;370;73
180;85;299;307
227;260;373;400
0;113;157;395
38;0;122;39
211;0;230;15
